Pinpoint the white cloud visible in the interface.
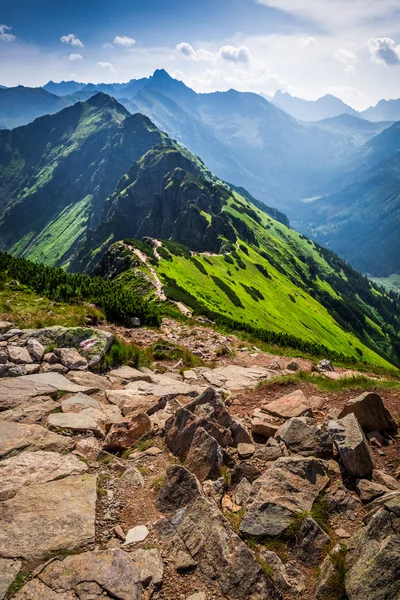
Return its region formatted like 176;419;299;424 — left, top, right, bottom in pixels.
113;35;136;47
334;49;358;65
256;0;400;30
174;66;287;95
218;45;252;63
68;53;83;61
0;24;15;42
367;37;400;65
97;61;115;71
60;34;84;47
345;64;357;75
176;42;214;62
299;37;316;47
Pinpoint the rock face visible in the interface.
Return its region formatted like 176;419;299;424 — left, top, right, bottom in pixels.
172;497;281;600
263;390;312;419
328;413;374;477
103;413;152;451
345;496;400;600
240;457;329;537
0;474;97;560
0;420;74;458
275;417;333;459
157;465;202;513
0;450;87;500
338;392;397;433
185;426;224;482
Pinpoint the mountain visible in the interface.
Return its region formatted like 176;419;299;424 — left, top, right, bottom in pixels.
43;80;87;96
301;122;400;276
361;98;400;122
272;90;360;122
0;86;77;129
313;113;392;146
0;93;398;367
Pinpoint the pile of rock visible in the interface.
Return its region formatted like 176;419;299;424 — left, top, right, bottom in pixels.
0;323;113;377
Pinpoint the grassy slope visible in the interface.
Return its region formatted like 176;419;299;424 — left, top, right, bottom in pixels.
142;191;394;368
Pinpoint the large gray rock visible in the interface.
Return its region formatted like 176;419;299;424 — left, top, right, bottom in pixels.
240;457;329;538
0;420;74;458
157;465;202;513
61;392;122;422
345;496;400;600
185;427;224;482
275;417;333;459
125;375;203;398
251;409;279;439
7;346;33;365
0;450;87;500
32;548;141;599
67;370;113;391
47;411;106;437
0;372;96;411
201;365;271;391
130;547;163;594
328;413;374;477
0;474;97;560
0;558;21;600
293;516;330;566
356;478;389;503
0;397;58;424
172;497;281;600
338;392;397;433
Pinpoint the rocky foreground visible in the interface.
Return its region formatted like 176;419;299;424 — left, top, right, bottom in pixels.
0;319;399;600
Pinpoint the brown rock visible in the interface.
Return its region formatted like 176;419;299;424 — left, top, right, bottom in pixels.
263;390;311;419
185;427;224;482
103;413;152;451
338;392;397;433
328;413;374;477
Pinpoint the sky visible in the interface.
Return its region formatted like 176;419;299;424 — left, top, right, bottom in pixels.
2;0;400;109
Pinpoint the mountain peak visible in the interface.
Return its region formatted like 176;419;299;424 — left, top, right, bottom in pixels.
86;92;124;110
151;69;173;82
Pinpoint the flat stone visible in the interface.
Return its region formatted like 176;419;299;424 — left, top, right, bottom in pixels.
67;370;112;391
0;474;97;560
7;346;33;365
338;392;397;433
61;393;122;422
202;365;271;390
0;450;87;500
106;390;157;414
123;525;149;546
335;528;351;538
42;363;68;374
0;420;74;458
263;390;312;419
237;443;255;458
0;372;96;411
104;413;152;451
125;375;203;398
0;397;59;424
47;411;106;437
0;558;21;600
36;548;141;599
183;370;198;381
240;457;329;538
14;579;75;599
251;409;279;438
328;413;374;477
108;366;152;381
55;348;88;371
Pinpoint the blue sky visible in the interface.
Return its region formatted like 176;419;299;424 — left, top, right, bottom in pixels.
2;0;400;109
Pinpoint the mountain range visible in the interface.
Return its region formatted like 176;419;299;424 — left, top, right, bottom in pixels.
0;92;399;367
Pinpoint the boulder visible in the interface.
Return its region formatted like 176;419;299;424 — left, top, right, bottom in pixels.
0;450;87;500
314;359;334;373
108;366;153;382
251;409;279;439
0;372;96;411
43;352;59;363
345;497;400;600
54;347;88;371
0;558;21;600
234;478;252;506
328;413;374;477
14;579;75;599
67;370;113;391
121;466;145;487
157;465;202;513
103;413;152;452
185;427;224;482
258;549;305;594
165;408;199;458
125;375;203;398
201;365;271;391
0;397;58;424
130;548;163;593
338;392;397;433
7;346;33;365
253;438;283;462
26;338;45;361
238;443;255;459
172;497;280;600
286;360;300;371
240;457;329;538
35;548;141;599
61;392;122;422
275;417;333;459
0;475;97;560
356;479;388;503
0;420;74;458
263;390;312;419
293;516;330;566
